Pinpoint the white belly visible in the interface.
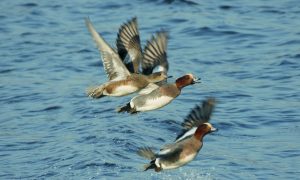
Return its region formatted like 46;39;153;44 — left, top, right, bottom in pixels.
135;96;174;111
104;85;138;96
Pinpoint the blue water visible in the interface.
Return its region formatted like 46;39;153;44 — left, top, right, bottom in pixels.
1;0;300;179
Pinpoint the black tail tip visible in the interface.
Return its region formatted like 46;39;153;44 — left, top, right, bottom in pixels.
144;163;157;171
116;103;137;114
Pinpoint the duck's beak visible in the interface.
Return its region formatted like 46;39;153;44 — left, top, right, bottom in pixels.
167;75;173;78
192;77;201;84
210;126;218;132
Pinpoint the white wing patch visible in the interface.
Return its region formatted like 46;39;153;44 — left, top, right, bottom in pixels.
158;143;175;155
159;148;172;155
152;65;167;73
175;127;197;143
135;96;173;112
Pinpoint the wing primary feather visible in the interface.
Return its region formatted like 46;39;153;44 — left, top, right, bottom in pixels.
142;30;169;75
116;17;142;73
85;17;130;81
176;98;216;140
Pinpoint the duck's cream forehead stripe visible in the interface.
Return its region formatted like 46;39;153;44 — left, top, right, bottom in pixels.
186;73;193;78
203;122;212;128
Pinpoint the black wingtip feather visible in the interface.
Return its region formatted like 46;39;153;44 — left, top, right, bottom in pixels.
142;30;169;75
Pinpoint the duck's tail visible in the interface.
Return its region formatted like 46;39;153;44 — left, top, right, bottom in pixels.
86;85;105;98
143;161;157;171
137;147;161;172
116;103;137;114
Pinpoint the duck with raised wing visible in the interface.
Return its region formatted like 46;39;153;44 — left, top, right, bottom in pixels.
116;17;169;76
137;98;217;172
85;18;168;98
117;74;200;113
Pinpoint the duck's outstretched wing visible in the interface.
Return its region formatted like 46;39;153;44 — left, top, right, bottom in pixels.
142;31;169;75
116;17;142;73
137;147;156;160
85;18;130;81
175;98;216;141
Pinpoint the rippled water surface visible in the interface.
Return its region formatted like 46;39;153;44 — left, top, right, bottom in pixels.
1;0;300;179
